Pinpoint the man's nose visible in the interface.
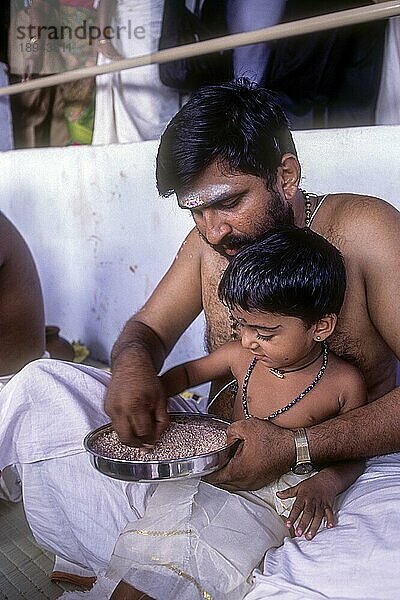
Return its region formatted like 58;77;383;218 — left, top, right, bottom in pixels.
240;327;259;350
201;209;232;245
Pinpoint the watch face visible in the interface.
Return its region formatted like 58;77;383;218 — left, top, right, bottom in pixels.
292;462;314;475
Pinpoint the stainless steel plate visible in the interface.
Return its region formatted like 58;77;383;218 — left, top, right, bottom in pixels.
84;412;238;482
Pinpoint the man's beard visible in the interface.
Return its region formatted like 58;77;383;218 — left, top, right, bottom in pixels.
198;189;295;259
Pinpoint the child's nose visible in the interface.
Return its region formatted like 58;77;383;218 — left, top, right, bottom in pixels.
240;327;259;350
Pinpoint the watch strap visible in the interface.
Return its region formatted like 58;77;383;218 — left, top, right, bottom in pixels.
293;428;311;464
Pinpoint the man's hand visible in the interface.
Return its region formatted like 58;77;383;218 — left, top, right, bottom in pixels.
22;51;44;82
104;351;169;447
96;39;123;61
206;418;294;489
277;469;340;540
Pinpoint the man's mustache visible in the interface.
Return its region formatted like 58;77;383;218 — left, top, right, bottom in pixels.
197;230;253;255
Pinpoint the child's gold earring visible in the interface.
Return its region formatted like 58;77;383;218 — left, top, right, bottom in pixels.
316;335;321;340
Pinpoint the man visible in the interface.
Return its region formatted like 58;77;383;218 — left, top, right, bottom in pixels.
106;80;400;479
0;211;45;500
0;212;45;378
0;80;399;597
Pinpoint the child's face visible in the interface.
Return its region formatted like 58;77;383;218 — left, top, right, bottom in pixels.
231;307;318;368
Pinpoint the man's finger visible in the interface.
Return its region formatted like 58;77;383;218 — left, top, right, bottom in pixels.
206;441;251;486
128;410;154;439
112;415;143;447
205;456;237;485
225;422;245;446
205;438;246;485
154;402;170;440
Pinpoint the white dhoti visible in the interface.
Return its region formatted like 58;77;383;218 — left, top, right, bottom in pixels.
93;0;180;144
246;454;400;600
0;359;399;599
0;360;170;576
0;359;288;599
0;351;49;502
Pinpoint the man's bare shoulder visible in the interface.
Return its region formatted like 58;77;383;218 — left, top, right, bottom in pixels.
134;228;205;348
328;351;367;411
176;227;203;258
222;340;247;358
326;193;400;252
177;226;227;266
0;212;21;263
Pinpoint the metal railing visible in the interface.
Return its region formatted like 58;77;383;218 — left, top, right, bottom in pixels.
1;0;399;97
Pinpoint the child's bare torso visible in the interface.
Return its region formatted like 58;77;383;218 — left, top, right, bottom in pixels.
229;345;359;429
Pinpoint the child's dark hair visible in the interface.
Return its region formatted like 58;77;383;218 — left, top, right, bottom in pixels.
218;226;346;326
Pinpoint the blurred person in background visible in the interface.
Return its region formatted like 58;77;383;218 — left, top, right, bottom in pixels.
93;0;180;144
0;212;45;502
0;2;14;150
8;0;96;147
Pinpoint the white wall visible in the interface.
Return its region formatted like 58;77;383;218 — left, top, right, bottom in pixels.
0;125;399;367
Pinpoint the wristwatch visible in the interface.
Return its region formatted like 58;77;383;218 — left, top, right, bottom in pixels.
292;428;315;475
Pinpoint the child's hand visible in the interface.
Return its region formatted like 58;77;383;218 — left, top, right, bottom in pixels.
277;470;340;540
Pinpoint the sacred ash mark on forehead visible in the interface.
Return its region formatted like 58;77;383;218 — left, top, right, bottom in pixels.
178;183;232;210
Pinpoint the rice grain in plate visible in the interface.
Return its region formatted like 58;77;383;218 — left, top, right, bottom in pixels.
84;413;237;482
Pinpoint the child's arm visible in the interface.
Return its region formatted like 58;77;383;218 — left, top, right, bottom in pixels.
277;365;368;540
160;341;240;398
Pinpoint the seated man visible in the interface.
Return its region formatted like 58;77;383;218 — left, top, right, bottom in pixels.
0;80;399;598
0;212;45;380
0;211;45;501
87;227;368;600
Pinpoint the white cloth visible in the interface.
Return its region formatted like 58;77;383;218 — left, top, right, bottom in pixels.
0;351;50;502
1;359;400;599
0;359;182;575
62;473;309;600
81;479;288;600
0;358;288;600
246;453;400;600
93;0;179;144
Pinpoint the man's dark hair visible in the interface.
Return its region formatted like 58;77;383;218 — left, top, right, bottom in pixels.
156;79;296;197
218;226;346;325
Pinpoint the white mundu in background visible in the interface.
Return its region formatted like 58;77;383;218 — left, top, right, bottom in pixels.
93;0;180;144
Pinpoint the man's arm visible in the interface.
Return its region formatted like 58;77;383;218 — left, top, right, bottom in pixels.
95;0;123;60
207;387;400;490
105;230;204;446
309;200;400;463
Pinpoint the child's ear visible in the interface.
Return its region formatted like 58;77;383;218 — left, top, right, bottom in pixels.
312;315;337;341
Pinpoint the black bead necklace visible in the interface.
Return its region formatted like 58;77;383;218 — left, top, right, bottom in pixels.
242;341;329;420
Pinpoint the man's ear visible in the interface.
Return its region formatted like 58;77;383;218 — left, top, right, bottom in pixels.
312;314;337;341
278;154;301;201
